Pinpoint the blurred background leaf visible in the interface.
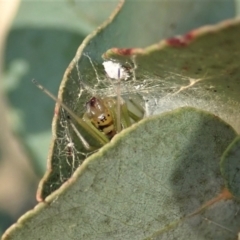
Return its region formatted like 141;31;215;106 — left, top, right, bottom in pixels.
0;0;118;235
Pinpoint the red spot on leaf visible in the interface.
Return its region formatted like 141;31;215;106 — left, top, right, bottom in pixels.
167;37;186;47
54;105;60;116
115;48;134;55
167;32;194;47
220;187;233;200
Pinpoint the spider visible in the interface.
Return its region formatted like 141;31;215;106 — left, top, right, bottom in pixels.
32;63;144;151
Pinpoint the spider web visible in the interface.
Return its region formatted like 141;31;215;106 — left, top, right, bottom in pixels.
46;55;212;195
44;52;240;199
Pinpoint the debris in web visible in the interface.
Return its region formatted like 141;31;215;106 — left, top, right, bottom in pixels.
103;60;130;80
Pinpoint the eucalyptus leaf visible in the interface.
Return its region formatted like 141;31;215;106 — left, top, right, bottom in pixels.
221;135;240;198
13;0;119;34
2;107;239;240
37;1;239;200
3;0;119;175
2;0;240;239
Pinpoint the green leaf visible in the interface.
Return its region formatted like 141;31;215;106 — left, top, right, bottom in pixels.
3;1;240;236
3;0;119;174
221;135;240;198
37;1;238;200
14;0;118;34
2;107;239;239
